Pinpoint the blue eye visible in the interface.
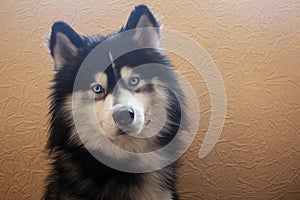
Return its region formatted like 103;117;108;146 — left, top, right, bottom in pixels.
92;84;104;94
129;77;139;86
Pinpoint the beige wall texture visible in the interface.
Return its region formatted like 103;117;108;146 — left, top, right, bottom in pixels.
1;0;299;199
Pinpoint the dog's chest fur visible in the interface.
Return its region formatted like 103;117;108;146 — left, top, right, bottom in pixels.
47;150;176;200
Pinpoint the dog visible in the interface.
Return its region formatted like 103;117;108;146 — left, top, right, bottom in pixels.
44;5;187;200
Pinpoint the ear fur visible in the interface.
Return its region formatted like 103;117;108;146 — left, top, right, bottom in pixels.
124;5;160;30
123;5;161;48
49;22;83;70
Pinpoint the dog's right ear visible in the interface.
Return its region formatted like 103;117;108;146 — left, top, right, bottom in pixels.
49;22;83;70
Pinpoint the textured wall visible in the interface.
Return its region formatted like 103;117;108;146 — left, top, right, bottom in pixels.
0;0;299;199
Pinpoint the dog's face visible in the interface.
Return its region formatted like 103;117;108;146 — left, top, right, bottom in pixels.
69;57;173;154
88;65;168;138
48;5;184;155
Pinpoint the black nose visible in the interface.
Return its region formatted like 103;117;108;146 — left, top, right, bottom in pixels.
113;107;135;127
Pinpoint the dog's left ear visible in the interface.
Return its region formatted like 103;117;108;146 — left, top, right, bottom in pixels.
123;5;161;48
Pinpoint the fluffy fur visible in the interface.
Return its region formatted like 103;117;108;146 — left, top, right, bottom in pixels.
44;5;186;200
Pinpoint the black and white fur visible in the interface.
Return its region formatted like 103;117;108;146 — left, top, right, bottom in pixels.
44;5;186;200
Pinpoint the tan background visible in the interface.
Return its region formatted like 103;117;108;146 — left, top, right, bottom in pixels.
1;0;300;199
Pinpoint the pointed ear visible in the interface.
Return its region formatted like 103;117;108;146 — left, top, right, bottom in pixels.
49;22;83;70
123;5;161;48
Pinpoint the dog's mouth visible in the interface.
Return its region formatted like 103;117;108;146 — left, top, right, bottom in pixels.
114;117;156;139
115;118;152;136
116;128;130;136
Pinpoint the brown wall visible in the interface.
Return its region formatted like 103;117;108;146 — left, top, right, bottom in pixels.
0;0;299;199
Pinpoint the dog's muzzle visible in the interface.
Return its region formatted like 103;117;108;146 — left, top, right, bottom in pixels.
113;107;135;131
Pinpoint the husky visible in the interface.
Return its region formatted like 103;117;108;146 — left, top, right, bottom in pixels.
44;5;187;200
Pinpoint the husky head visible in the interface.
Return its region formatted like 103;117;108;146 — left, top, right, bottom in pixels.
48;5;186;158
